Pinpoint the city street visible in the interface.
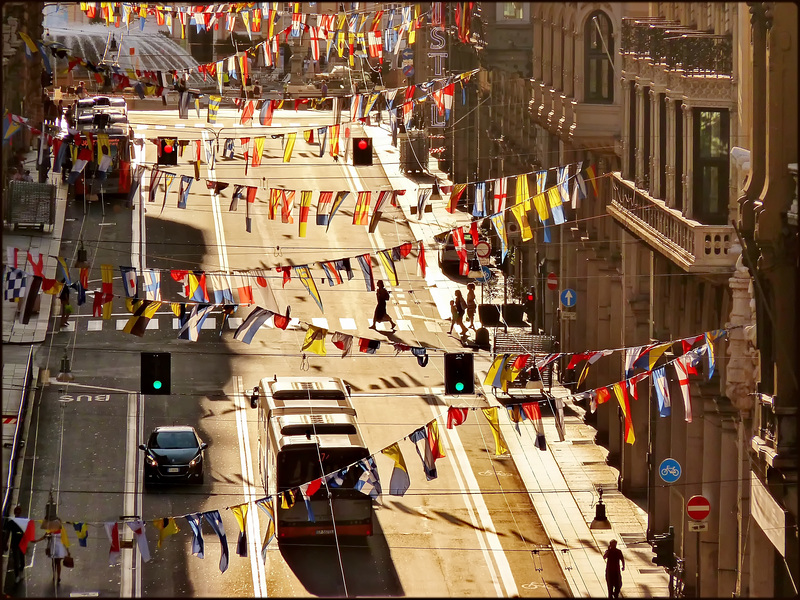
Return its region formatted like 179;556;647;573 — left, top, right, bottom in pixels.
14;106;568;597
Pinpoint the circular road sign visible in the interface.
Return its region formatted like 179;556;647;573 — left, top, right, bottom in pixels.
471;265;492;283
475;240;492;259
560;288;577;308
547;273;558;290
659;458;682;483
687;495;711;521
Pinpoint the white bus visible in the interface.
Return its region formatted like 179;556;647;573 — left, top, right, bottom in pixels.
257;376;374;539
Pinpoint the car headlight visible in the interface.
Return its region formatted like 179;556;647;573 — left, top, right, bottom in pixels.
189;455;201;467
145;454;158;467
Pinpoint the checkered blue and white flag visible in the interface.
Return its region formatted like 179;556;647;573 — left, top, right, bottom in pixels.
4;267;27;300
354;457;382;499
142;269;161;301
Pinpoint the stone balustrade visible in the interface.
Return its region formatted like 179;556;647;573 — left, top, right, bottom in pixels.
609;173;736;273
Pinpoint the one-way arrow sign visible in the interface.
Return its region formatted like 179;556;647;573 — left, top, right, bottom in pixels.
560;288;576;308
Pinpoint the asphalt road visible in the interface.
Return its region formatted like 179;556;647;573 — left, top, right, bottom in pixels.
15;106;569;598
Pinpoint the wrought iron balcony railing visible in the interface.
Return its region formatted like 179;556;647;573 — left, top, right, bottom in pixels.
621;18;732;77
609;173;736;273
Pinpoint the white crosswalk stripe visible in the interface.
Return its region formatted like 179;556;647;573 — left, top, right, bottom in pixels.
64;313;441;334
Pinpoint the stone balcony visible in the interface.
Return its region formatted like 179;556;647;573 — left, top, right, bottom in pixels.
609;173;736;273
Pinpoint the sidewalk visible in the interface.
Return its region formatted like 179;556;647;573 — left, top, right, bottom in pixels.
367;116;670;597
2;149;67;524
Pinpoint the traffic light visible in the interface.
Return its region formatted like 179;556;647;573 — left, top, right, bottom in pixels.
158;137;178;166
141;352;171;395
444;352;474;395
352;137;373;166
651;527;676;568
524;286;536;323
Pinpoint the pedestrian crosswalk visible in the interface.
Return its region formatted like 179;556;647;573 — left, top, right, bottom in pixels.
57;313;443;335
56;290;454;336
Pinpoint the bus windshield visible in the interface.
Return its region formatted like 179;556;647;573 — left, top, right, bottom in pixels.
277;447;370;491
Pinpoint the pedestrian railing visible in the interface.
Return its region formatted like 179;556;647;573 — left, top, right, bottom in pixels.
2;345;35;520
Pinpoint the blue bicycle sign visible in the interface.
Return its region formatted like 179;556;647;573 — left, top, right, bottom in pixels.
659;458;682;483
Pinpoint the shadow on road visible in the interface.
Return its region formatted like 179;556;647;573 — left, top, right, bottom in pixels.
278;518;403;597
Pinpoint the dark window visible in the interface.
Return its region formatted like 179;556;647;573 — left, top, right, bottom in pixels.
627;82;636;180
643;86;651;190
692;109;729;224
585;11;614;103
659;93;667;199
675;100;683;210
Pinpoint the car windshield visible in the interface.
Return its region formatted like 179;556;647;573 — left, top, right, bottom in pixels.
150;431;198;450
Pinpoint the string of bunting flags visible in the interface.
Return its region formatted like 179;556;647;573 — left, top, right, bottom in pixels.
21;3;474;100
0;324;727;573
4;158;603;352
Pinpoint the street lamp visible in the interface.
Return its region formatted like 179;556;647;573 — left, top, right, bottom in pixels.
56;349;74;382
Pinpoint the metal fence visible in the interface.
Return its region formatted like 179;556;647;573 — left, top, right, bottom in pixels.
4;181;56;231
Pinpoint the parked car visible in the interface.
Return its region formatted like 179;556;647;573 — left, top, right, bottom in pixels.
436;231;477;271
139;426;207;485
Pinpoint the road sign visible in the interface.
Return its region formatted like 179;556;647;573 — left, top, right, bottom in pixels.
560;288;576;308
687;495;711;521
469;266;492;283
659;458;682;483
475;240;492;259
546;273;558;290
561;310;576;321
688;521;708;532
401;48;414;77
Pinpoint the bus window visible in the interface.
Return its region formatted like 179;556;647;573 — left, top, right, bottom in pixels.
277;447;369;492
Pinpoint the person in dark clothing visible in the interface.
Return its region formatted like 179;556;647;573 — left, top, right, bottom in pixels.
603;539;625;598
3;506;27;583
369;280;396;332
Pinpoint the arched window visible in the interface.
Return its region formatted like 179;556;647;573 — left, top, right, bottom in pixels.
584;11;614;103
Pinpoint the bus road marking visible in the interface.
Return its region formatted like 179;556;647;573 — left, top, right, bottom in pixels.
233;376;269;596
427;392;519;597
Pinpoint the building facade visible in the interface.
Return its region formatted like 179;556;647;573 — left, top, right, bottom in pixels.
474;2;796;597
2;2;45;171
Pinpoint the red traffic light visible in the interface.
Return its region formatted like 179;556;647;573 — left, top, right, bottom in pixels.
358;139;368;150
526;294;534;301
164;144;173;153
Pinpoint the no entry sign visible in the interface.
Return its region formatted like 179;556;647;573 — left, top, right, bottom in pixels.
687;495;711;521
547;273;558;290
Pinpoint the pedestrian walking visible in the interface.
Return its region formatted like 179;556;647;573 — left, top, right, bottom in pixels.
603;539;625;598
449;292;467;336
35;524;70;586
465;283;477;330
321;81;328;97
369;280;396;332
453;289;467;334
59;283;73;329
3;506;30;583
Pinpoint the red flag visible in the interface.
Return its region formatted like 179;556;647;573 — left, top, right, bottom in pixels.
240;101;255;125
276;266;292;288
417;241;426;278
272;312;290;330
447;406;469;429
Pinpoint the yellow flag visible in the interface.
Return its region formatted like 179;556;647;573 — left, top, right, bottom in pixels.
152;517;180;548
60;527;71;549
613;382;635;444
481;407;509;456
301;325;327;356
510;204;533;242
515;174;529;206
231;503;248;534
283;132;296;163
532;193;550;221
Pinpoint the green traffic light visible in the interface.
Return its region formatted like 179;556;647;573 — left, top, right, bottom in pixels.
455;381;465;392
153;380;162;390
